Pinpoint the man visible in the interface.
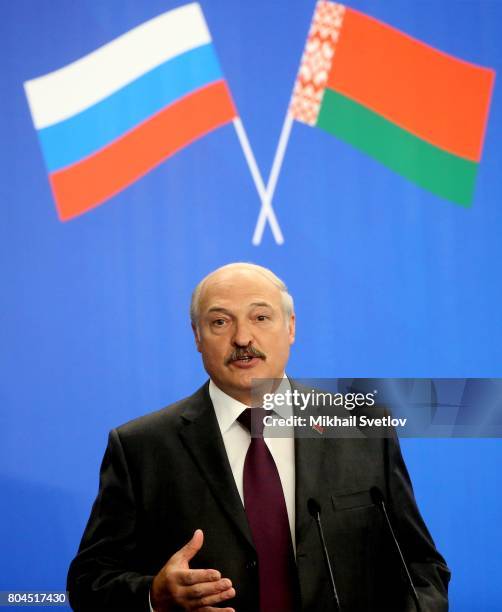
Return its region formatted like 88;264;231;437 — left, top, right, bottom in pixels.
68;262;450;611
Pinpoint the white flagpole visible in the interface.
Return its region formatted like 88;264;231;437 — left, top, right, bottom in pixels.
252;112;294;246
232;117;284;245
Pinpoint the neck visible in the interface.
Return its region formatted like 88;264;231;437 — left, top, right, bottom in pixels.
211;376;287;407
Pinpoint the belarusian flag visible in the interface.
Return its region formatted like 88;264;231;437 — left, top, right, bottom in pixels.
290;1;495;206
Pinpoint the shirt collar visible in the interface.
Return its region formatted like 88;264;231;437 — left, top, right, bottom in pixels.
209;380;249;435
209;375;293;434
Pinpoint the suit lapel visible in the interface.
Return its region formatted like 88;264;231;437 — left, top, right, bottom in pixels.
178;383;255;550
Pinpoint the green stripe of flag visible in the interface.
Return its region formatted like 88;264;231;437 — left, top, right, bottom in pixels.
317;88;478;206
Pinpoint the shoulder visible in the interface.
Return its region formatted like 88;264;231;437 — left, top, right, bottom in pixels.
113;382;210;443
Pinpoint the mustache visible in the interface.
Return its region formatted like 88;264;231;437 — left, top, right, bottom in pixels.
226;346;266;364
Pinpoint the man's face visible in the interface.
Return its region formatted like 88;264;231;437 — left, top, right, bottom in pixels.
193;268;295;405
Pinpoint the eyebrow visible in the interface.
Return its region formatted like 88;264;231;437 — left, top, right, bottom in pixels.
206;307;232;315
206;302;274;315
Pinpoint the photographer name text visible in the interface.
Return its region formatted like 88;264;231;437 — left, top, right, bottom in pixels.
263;414;407;428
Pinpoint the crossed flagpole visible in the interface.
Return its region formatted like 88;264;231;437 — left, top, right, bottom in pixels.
250;113;294;246
232;1;336;246
232;114;294;246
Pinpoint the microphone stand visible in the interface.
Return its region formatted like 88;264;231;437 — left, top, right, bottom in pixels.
307;498;341;612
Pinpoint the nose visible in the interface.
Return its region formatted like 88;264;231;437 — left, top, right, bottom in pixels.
232;319;253;347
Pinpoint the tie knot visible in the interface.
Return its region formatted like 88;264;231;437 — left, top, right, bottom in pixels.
238;407;266;436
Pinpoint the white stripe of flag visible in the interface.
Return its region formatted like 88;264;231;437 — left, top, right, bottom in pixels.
24;2;211;129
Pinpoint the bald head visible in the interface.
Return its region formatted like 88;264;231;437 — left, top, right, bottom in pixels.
190;262;294;327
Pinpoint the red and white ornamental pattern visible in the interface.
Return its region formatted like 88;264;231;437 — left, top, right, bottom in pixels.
290;1;346;125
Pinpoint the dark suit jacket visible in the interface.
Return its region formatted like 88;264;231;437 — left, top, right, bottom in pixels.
67;382;450;611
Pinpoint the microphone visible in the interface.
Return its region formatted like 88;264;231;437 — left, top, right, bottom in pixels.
307;498;342;611
370;487;422;612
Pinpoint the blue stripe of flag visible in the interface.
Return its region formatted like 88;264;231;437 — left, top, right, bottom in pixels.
38;43;224;172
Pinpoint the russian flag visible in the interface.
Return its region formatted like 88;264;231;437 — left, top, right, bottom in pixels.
24;3;237;221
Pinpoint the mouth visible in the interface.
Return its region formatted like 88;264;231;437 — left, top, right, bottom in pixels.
233;355;256;363
229;355;262;369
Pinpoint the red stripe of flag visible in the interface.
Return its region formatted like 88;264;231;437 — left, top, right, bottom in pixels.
327;6;495;162
50;80;237;221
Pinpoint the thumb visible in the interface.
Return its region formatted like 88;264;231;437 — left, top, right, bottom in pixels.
172;529;204;565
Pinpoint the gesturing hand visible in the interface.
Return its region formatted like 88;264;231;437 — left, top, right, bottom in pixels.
150;529;236;612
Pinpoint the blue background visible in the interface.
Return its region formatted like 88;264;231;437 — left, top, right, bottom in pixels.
1;1;501;609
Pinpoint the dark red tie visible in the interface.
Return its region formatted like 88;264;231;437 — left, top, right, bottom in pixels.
238;408;299;612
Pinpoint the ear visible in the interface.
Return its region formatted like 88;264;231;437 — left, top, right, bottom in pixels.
192;323;202;353
288;313;296;345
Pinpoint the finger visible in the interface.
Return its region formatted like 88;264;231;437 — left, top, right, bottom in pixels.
190;586;235;608
178;569;221;586
171;529;204;564
184;578;232;600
